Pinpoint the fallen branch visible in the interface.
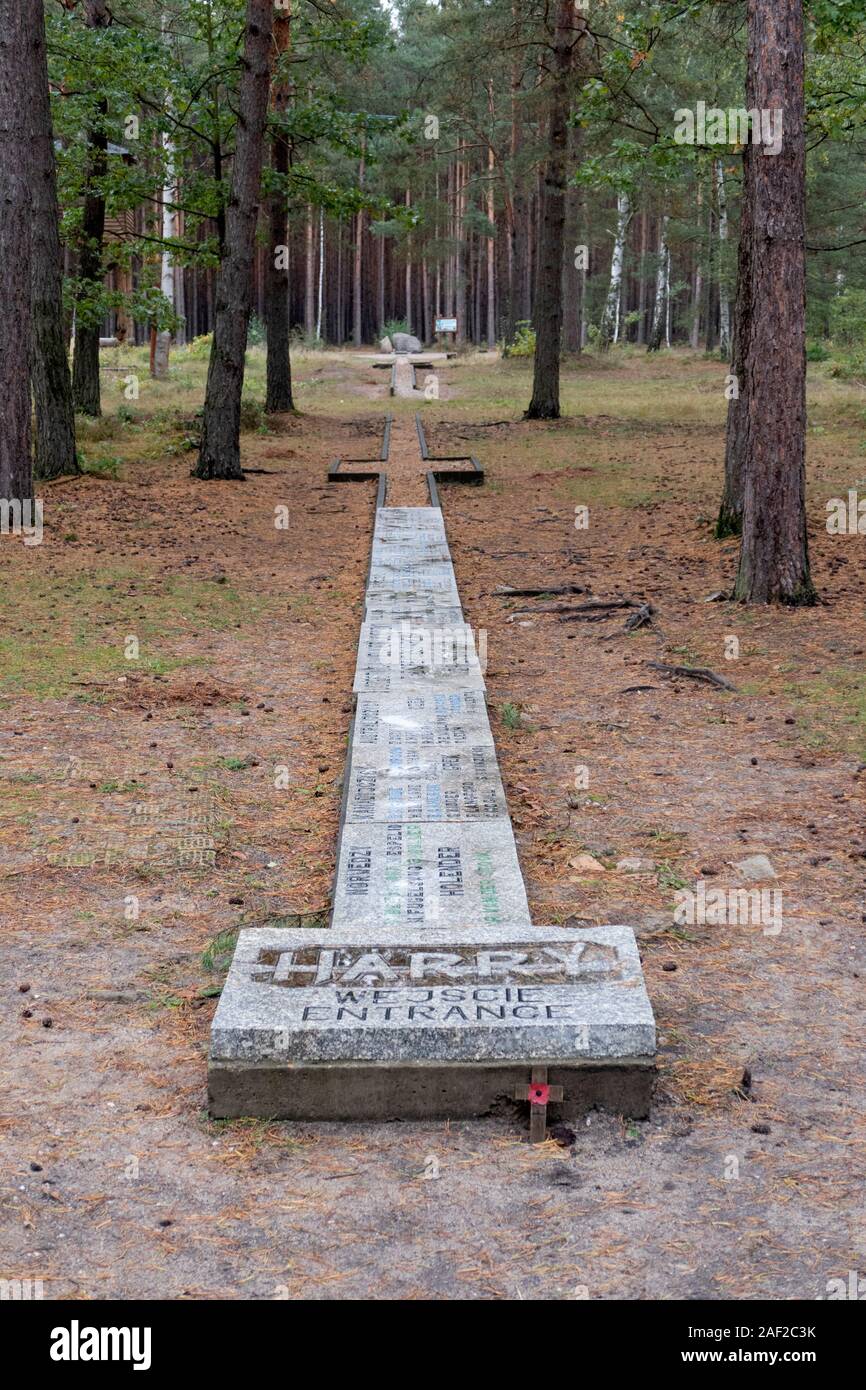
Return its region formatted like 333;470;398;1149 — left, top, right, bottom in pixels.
496;583;587;597
557;599;643;622
647;661;738;692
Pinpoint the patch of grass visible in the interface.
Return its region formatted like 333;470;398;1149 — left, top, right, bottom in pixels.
79;453;123;479
218;756;251;772
782;667;866;758
201;928;238;973
501;701;524;730
657;861;688;891
0;566;264;699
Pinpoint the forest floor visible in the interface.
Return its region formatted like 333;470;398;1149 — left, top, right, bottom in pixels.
1;343;864;1300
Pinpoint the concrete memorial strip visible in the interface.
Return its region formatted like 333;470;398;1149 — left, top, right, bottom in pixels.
352;691;494;751
209;490;657;1127
344;747;508;824
331;820;531;930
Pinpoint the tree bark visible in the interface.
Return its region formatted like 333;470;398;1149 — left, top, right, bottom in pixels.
265;4;294;412
72;0;111;417
352;133;365;347
636;207;648;344
600;191;630;350
690;182;703;349
486;143;496;348
194;0;273;480
29;0;78;480
647;214;669;352
304;205;315;336
734;0;814;603
716;158;731;358
525;0;584;418
0;0;32;500
717;143;752;536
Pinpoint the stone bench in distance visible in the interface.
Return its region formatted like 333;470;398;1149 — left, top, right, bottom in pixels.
208;924;656;1121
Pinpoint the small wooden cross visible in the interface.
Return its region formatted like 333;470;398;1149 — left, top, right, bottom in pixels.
515;1066;564;1144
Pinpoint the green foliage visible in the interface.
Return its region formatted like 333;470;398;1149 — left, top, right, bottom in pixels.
201;930;239;974
502;322;536;358
806;340;831;361
829;288;866;346
500;701;524;730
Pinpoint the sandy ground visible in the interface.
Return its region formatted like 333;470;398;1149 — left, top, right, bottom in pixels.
1;351;864;1300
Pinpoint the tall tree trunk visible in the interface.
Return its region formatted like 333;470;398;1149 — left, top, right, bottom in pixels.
304;205;315;336
352;134;365;347
454;159;466;344
704;200;718;353
600;191;630;351
690;182;703;350
153;128;176;380
525;0;584;418
404;187;412;333
717;143;752;536
734;0;814;603
716;158;731;358
265;4;294;412
72;0;111;417
562;123;582;352
377;228;385;334
636;208;648;345
316;206;324;341
486;144;496;348
154;13;177;380
194;0;273;480
29;0;78;480
647;214;670;353
0;0;32;500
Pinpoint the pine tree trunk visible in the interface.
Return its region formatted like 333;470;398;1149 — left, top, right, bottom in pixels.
72;0;111;417
704;201;718;353
455;159;466;344
734;0;814;603
0;0;32;500
304;206;315;336
486;144;496;348
526;0;583;418
690;182;703;350
716;158;731;357
377;230;385;335
717;143;753;534
265;6;294;412
29;0;78;480
194;0;273;480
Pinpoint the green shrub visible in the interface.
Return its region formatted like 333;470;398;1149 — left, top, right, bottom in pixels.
381;317;408;341
502;321;536;358
806;340;831;362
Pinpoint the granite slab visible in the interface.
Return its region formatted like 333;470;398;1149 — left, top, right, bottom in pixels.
208;924;656;1119
351;691;494;751
345;743;507;823
331;819;531;930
